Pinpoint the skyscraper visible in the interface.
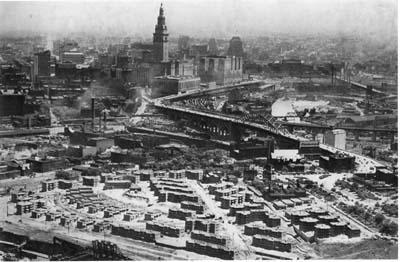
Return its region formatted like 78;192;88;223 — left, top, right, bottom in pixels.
178;35;190;52
33;50;50;78
208;38;218;55
227;36;244;57
153;4;169;63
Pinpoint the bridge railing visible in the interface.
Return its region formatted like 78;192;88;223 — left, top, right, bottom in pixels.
157;102;300;140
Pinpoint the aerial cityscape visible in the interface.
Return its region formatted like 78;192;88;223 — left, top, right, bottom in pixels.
0;0;397;260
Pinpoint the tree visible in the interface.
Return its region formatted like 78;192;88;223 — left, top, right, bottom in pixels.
364;211;371;221
380;220;398;236
374;214;385;225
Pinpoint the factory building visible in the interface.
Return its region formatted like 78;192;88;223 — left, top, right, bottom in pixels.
151;75;200;98
324;129;346;150
319;153;355;172
198;55;243;85
28;157;66;173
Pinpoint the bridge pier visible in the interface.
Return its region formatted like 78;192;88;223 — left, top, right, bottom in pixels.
372;131;377;142
390;132;396;144
286;126;294;133
354;132;360;142
157;104;302;147
230;123;243;143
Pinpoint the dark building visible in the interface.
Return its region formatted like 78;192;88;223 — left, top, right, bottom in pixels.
227;36;244;57
151;75;200;98
319;153;355;172
178;35;190;54
116;54;130;68
298;141;320;159
114;136;143;149
0;94;25;116
28;157;66;173
190;44;208;59
208;38;218;55
268;59;314;76
375;168;398;186
199;55;243;85
33;50;51;78
231;138;274;160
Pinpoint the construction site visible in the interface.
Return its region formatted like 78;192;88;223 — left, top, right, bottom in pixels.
1;156;383;261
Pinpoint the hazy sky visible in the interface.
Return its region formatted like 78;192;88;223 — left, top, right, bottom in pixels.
0;0;397;39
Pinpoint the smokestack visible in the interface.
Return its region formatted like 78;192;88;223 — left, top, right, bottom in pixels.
103;111;107;130
99;111;102;132
91;97;95;130
27;116;32;129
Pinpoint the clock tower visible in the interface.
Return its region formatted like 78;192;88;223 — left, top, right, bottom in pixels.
153;3;169;63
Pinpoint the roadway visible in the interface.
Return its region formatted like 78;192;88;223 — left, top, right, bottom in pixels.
276;120;397;133
335;77;384;95
160;80;264;102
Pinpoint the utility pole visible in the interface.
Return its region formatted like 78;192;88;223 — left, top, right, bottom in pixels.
331;63;335;90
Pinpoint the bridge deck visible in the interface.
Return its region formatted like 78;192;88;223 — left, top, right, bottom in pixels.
336;77;384;95
276;121;397;133
154;101;306;142
160;80;265;101
142;76;390;172
155;102;385;172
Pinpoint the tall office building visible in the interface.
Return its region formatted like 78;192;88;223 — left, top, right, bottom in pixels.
199;55;243;85
227;36;244;57
33;50;51;78
208;38;218;55
324;129;346;150
61;52;85;64
178;35;190;52
53;39;79;57
153;3;169;63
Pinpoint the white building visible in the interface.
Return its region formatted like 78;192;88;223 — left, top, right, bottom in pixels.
324;129;346;150
61;52;85;64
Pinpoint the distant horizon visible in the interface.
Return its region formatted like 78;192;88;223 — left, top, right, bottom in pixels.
0;0;397;42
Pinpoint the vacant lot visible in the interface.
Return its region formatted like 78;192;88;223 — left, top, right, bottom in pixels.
314;239;398;259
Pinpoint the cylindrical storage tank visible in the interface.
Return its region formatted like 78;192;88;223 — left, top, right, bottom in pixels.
330;221;347;236
315;224;331;239
299;217;318;232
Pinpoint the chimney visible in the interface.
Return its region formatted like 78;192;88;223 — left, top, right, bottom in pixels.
91;97;95;130
27;116;32;129
103;111;107;130
99;111;102;132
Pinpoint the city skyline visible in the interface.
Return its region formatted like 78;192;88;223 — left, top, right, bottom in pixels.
0;0;398;260
0;0;397;41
